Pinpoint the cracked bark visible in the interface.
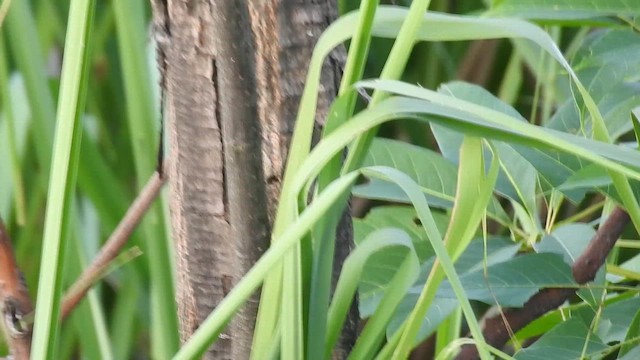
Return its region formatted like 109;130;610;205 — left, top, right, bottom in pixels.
155;0;353;358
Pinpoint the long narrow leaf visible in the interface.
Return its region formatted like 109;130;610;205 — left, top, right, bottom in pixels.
361;167;491;359
112;0;179;356
175;172;359;360
325;228;420;359
31;0;95;358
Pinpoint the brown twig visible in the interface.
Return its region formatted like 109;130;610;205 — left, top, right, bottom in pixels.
0;216;33;360
456;207;631;360
60;170;166;321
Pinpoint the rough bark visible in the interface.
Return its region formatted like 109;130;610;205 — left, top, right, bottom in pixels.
155;0;351;358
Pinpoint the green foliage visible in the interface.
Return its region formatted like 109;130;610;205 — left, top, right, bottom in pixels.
1;0;176;358
2;0;640;359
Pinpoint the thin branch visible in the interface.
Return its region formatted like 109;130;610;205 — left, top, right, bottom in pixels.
60;170;166;321
0;216;33;360
456;207;631;360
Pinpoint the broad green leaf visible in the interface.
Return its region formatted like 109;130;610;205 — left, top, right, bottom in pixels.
543;297;640;349
620;346;640;360
436;253;576;307
354;205;447;262
619;307;640;358
356;138;458;209
557;163;640;207
327;228;420;359
514;318;607;360
454;237;520;275
632;110;640;147
596;297;640;344
536;223;604;306
536;223;597;262
490;0;640;20
614;253;640;283
384;237;519;344
548;30;640;141
354;137;509;222
511;144;587;202
572;29;640;71
558;164;611;192
387;297;458;347
360;166;490;360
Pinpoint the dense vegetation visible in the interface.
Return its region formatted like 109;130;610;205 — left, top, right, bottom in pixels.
2;0;640;359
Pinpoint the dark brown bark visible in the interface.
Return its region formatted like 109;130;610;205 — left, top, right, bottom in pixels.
154;0;352;358
456;207;630;360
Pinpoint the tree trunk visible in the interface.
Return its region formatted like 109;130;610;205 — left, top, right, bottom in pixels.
153;0;353;358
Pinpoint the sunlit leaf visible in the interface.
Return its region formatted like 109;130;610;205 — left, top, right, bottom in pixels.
436;253;576;307
354;137;509;222
514;318;607;360
490;0;640;20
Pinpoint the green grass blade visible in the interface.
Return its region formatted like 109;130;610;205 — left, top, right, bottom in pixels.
281;240;304;359
306;95;354;360
175;172;359;360
112;0;179;356
31;0;95;358
284;97;640;216
0;34;26;224
344;0;433;173
435;308;463;358
252;13;361;352
393;138;498;359
339;230;420;360
361;166;490;359
359;84;640;178
110;269;142;360
68;210;114;360
4;0;55;180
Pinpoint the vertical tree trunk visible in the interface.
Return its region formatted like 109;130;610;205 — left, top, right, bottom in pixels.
154;0;353;358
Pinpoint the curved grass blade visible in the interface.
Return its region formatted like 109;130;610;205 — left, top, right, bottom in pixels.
489;0;640;20
357;78;640;233
354;138;510;224
325;228;419;359
288;96;640;210
175;172;359;360
361;166;491;360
